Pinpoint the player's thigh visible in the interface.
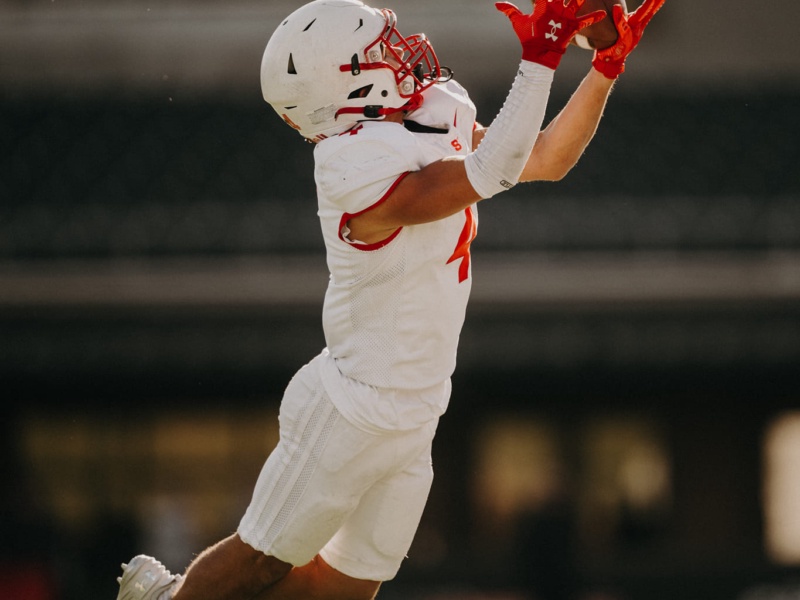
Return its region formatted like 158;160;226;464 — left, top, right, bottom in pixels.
239;362;418;567
239;366;343;562
320;419;437;581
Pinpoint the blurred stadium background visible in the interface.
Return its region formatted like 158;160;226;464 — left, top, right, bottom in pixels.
2;0;800;599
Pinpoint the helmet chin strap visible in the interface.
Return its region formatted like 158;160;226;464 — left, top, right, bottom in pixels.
335;93;423;121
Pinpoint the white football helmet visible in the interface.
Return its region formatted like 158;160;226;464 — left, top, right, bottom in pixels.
261;0;450;143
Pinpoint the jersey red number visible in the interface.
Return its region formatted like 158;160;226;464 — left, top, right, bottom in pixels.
446;207;477;283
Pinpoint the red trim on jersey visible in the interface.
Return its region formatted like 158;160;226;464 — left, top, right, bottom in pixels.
338;172;410;251
446;206;477;283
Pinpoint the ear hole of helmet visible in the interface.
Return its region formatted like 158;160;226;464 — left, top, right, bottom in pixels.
347;84;374;100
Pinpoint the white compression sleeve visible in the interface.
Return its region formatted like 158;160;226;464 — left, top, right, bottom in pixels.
464;60;554;199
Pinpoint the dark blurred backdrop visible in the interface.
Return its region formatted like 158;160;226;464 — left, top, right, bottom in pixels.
2;1;800;599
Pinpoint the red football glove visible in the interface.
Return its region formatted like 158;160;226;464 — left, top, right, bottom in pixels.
592;0;666;79
496;0;607;70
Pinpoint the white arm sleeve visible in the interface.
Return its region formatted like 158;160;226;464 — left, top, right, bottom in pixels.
464;60;554;199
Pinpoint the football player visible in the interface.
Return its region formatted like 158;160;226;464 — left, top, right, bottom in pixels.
114;0;665;598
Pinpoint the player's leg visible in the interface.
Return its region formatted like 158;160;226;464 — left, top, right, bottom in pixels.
116;356;342;600
116;354;436;600
174;544;381;600
167;363;351;600
171;534;291;600
252;554;381;600
234;355;420;598
251;419;436;600
115;539;286;600
315;421;436;597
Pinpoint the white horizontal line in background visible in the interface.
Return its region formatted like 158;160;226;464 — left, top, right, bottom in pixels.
1;252;798;312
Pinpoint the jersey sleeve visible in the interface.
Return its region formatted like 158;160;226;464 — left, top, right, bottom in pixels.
314;125;417;215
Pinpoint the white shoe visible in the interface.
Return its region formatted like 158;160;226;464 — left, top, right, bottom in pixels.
116;555;183;600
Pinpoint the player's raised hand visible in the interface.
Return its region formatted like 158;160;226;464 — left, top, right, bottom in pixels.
592;0;666;78
495;0;607;69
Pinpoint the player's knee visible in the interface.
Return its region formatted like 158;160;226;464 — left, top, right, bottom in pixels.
229;535;292;590
251;552;293;588
307;556;381;600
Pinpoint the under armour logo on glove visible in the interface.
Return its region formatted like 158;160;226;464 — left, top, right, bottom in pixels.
545;20;562;41
496;0;606;70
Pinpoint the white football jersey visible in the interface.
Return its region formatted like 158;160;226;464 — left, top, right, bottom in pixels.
312;79;478;431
